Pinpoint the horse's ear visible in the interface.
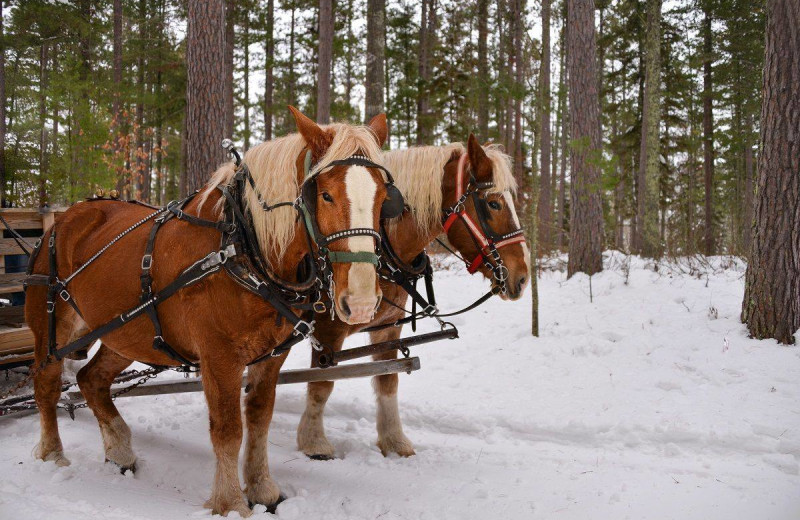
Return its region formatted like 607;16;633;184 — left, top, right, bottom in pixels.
367;113;389;148
289;105;330;156
467;133;492;182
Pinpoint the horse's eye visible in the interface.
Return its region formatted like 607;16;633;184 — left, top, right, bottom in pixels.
322;192;333;203
488;200;502;210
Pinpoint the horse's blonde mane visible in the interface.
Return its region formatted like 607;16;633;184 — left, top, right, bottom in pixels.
202;123;384;264
383;142;517;233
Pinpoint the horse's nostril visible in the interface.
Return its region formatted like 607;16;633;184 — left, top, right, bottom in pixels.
340;297;351;317
518;277;526;290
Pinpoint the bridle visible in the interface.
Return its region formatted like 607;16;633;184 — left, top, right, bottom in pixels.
441;153;526;293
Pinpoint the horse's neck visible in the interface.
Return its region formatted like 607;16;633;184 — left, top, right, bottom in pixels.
390;212;442;265
268;224;307;281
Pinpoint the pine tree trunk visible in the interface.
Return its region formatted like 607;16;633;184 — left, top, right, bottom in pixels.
416;0;434;144
741;0;800;345
0;3;6;207
567;0;604;277
365;0;385;121
557;15;568;250
112;0;125;193
538;0;552;254
634;0;662;257
186;0;226;192
39;43;49;207
702;2;715;255
513;0;525;184
224;0;235;139
742;112;754;253
135;0;146;199
243;13;250;151
317;0;333;124
477;0;489;141
287;6;296;130
263;0;274;140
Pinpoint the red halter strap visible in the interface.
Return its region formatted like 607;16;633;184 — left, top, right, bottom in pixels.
441;154;526;274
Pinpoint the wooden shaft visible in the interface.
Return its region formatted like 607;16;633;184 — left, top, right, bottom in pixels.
323;328;458;366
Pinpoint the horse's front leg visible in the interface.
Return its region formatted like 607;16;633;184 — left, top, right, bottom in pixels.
243;356;286;509
370;328;415;457
201;359;251;517
296;328;347;459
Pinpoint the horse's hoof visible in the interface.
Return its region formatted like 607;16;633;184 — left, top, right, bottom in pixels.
106;458;136;475
308;453;335;461
249;493;287;514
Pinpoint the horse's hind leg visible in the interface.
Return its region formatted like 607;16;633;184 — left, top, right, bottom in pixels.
30;300;86;467
243;357;285;509
370;328;415;457
77;344;135;472
201;359;251;517
32;335;69;467
296;328;347;459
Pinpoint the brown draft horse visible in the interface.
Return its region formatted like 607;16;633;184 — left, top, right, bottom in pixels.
26;108;390;516
297;134;530;459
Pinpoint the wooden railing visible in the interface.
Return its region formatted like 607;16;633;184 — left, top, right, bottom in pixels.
0;207;67;369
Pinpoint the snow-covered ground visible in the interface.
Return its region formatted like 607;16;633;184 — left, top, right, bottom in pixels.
1;252;799;520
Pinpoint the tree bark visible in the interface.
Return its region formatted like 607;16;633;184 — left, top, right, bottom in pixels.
263;0;274;140
224;0;235;138
243;12;250;151
416;0;434;144
365;0;385;122
634;0;662;257
513;0;525;183
112;0;125;193
186;0;227;192
742;112;754;253
477;0;489;141
135;0;147;200
0;3;6;207
702;2;715;255
538;0;552;254
741;0;800;345
567;0;604;277
317;0;333;124
557;13;568;250
39;42;49;207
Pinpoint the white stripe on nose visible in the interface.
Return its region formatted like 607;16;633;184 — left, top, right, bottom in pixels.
344;166;379;301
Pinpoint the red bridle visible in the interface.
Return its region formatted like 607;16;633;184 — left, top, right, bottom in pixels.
442;154;526;277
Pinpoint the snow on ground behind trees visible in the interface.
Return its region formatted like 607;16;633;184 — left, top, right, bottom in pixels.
1;252;798;519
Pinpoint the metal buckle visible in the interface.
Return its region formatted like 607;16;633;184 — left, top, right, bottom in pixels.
46;301;55;313
59;289;71;302
423;304;438;316
48;236;55;248
201;244;237;270
312;301;327;313
141;254;153;270
292;319;314;338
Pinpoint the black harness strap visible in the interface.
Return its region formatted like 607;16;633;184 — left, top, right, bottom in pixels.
51;246;235;361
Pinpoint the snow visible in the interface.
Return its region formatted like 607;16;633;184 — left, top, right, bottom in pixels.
1;252;799;519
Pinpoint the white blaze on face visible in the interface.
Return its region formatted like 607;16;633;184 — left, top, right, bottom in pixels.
503;192;531;275
344;166;379;302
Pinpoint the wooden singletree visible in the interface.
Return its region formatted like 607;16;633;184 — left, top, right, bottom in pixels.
185;0;226;193
566;0;604;277
741;0;800;345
